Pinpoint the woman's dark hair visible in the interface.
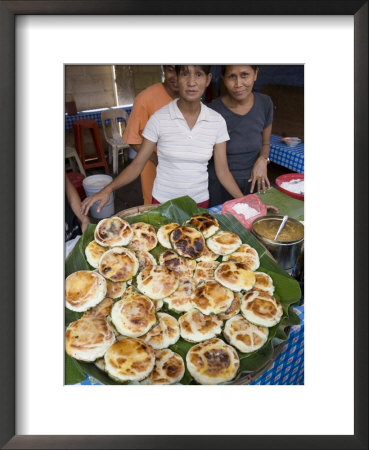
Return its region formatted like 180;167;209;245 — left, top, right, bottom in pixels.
175;65;211;75
221;65;259;76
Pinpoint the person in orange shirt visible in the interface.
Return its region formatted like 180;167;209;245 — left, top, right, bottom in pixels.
122;65;179;204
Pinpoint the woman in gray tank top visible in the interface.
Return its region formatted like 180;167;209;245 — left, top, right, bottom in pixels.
208;65;273;207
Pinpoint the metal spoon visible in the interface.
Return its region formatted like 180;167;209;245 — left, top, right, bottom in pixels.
274;215;289;241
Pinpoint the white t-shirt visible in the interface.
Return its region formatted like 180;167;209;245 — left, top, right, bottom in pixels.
142;99;230;203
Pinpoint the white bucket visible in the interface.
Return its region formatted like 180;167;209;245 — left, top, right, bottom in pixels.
82;174;115;219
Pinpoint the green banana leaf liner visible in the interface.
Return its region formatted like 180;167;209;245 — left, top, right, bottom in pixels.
65;196;301;385
257;186;304;221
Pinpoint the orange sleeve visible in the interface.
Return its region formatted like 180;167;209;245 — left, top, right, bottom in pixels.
122;97;150;145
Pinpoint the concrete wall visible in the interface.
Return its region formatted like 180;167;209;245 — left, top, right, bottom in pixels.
65;65;116;112
114;65;135;106
131;65;162;95
65;65;162;111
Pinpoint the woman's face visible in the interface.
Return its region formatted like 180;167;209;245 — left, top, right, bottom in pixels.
223;65;258;102
177;66;212;103
163;65;179;95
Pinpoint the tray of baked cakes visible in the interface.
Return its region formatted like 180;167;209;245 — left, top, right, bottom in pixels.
65;196;301;385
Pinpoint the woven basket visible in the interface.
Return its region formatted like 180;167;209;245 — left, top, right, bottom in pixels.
116;204;159;219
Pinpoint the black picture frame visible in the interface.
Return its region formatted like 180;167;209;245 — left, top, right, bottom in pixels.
0;1;367;449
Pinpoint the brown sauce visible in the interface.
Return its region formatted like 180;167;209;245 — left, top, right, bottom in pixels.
253;219;303;242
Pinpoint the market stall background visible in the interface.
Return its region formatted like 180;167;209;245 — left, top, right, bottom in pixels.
65;64;305;215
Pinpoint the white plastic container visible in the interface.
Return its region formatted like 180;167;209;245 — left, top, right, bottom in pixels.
82;174;114;219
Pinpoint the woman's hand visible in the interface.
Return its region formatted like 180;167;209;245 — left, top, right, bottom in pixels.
80;139;156;216
249;157;270;193
81;187;111;216
266;204;279;214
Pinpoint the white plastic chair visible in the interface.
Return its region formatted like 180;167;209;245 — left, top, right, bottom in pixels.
65;146;86;176
101;108;130;175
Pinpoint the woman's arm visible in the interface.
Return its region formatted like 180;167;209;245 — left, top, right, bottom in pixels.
213;142;244;199
249;123;272;193
80;138;156;215
130;143;158;166
65;175;90;232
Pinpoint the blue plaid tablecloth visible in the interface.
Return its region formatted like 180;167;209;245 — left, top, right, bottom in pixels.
269;134;304;173
251;305;304;385
65;105;132;131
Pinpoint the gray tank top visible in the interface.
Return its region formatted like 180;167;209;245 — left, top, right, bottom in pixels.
208;92;273;178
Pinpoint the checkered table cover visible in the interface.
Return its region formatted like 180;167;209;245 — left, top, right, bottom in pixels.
65;106;132;131
251;305;304;385
269;134;304;173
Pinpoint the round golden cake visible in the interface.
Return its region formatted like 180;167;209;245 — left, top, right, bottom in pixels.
186;338;240;385
98;247;139;282
128;222;158;251
214;261;256;292
223;314;269;353
94;216;133;247
104;337;155;382
240;290;283;327
206;230;242;256
65;270;107;312
179;310;223;342
111;293;157;337
136;265;179;300
65;315;115;362
191;280;234;315
185;213;220;238
169;226;206;259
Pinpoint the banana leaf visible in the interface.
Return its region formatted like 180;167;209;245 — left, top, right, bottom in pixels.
65;196;301;385
257;186;304;221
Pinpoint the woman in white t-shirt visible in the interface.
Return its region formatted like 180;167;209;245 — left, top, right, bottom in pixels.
81;65;243;215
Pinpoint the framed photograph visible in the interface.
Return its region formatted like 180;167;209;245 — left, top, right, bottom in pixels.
1;1;367;449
